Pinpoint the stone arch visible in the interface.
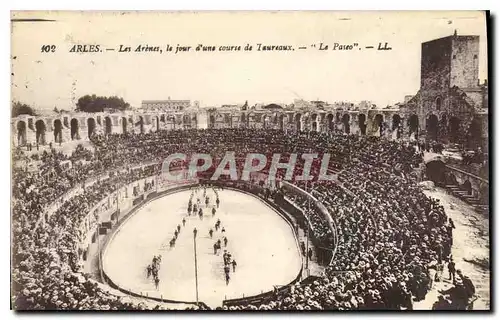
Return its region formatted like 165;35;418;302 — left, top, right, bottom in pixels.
435;96;442;111
279;114;285;130
449;116;461;143
122;117;128;134
426;114;439;141
392;114;401;139
87;118;96;139
70;118;79;140
335;112;341;122
426;159;446;185
392;114;401;131
312;121;318;132
224;114;231;126
327;113;334;131
263;115;271;128
209;114;215;128
311;113;318;122
407;114;419;137
342;114;350;134
295;113;302;131
176;115;183;128
374;114;384;136
16;120;27;146
215;113;224;123
105;116;112;135
183;114;190;126
251;113;261;125
358;114;367;135
311;114;319;132
35;119;47;145
241;113;246;123
53;119;63;143
137;116;145;133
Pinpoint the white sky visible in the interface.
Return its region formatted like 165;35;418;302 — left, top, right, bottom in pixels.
11;11;488;110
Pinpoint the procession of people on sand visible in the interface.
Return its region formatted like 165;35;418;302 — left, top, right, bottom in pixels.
146;254;162;289
145;185;238;290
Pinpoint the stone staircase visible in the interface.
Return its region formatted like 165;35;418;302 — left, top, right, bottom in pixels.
445;184;489;215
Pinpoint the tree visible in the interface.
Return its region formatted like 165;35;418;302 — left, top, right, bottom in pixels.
12;101;36;117
76;94;131;113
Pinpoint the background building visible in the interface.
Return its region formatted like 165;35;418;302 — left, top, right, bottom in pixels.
141;97;191;112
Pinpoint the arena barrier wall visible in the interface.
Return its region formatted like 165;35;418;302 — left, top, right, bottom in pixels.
98;179;303;308
222;265;304;308
279;198;336;266
279;181;339;264
78;176;156;252
76;172;325;308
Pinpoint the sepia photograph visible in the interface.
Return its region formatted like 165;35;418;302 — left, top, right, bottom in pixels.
10;10;490;311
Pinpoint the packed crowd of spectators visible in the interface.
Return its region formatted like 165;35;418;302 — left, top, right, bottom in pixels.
280;187;335;247
12;148;167;309
12;128;466;310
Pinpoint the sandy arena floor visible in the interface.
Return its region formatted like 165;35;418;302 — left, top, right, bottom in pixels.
102;188;302;307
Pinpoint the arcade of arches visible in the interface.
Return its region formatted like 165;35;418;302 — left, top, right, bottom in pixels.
12;110;486;148
423;114;474;145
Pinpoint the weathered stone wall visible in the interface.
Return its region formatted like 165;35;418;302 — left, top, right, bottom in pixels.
450;36;480;89
420;37;453;125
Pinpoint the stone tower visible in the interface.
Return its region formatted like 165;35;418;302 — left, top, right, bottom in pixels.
419;31;481;143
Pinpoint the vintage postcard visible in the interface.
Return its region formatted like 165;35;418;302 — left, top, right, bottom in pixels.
10;11;490;311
